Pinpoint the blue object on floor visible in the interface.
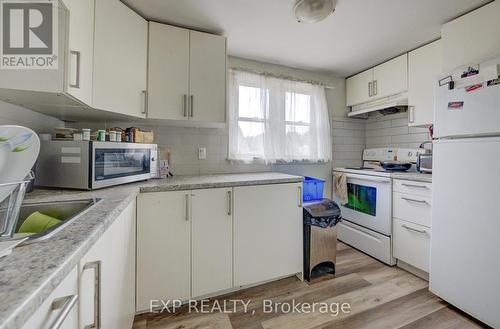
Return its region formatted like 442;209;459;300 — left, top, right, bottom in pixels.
302;176;325;201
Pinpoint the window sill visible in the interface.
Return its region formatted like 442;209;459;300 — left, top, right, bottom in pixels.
226;158;330;166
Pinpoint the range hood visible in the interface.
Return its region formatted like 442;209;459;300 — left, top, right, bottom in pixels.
348;92;408;118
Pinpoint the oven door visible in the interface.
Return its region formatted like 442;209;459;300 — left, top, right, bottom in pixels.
91;142;157;189
334;173;392;236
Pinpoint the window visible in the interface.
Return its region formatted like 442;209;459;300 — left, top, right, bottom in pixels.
285;91;311;159
228;70;332;163
235;85;267;158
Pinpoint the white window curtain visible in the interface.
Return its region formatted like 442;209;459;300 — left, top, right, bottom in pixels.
228;70;332;163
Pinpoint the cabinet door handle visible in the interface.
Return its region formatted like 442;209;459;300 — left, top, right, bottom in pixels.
141;90;148;115
183;94;188;117
368;81;372;97
49;294;78;329
83;261;101;329
298;185;303;208
401;197;427;204
373;80;378;96
401;183;427;189
409;106;415;124
190;95;194;117
185;194;191;221
69;50;80;88
402;224;428;235
227;191;232;216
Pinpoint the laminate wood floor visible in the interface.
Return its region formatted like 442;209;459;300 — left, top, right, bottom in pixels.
133;242;488;329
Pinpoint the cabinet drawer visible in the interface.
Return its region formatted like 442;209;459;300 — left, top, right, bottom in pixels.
393;192;431;227
337;221;394;265
393;219;430;272
22;267;78;329
393;179;432;197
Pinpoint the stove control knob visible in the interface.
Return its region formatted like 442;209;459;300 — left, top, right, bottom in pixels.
408;152;413;157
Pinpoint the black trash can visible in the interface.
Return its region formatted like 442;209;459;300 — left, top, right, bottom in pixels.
303;199;342;281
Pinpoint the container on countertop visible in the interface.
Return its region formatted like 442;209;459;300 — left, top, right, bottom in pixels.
82;129;91;141
97;130;106;142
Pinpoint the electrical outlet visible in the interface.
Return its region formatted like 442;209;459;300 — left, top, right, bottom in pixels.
198;147;207;160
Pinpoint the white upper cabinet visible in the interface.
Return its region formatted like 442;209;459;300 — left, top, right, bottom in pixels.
346;69;374;106
372;54;408;99
408;40;442;127
189;30;227;123
93;0;148;117
148;23;190;120
67;0;94;105
0;3;79;105
346;54;408;107
147;23;227;123
442;1;500;72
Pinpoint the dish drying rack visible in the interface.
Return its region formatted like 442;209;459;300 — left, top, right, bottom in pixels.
0;172;33;240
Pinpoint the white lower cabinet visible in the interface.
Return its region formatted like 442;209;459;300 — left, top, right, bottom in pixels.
137;188;232;311
393;192;432;228
137;183;303;311
393;219;430;272
79;200;136;329
21;268;78;329
191;188;232;297
392;179;432;273
137;190;191;311
233;183;303;287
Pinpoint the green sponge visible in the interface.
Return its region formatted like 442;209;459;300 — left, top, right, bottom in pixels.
18;211;62;234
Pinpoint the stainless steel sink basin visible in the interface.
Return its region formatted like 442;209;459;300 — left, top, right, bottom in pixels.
10;198;101;246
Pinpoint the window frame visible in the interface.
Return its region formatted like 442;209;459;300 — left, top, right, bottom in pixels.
229;71;331;163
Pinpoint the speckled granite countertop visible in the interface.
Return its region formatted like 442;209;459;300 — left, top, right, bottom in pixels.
0;172;302;329
390;172;432;183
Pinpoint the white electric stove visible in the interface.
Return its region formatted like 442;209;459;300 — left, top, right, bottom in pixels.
333;148;428;265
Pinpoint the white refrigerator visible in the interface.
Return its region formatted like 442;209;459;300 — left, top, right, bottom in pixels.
431;58;500;328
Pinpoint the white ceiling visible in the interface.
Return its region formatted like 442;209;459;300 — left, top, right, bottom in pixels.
122;0;491;77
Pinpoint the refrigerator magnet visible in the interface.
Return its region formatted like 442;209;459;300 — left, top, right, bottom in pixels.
448;102;464;110
487;78;500;87
465;83;483;92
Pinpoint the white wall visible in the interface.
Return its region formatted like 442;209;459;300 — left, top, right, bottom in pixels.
0;101;64;132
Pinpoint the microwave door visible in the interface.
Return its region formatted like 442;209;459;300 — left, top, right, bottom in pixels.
92;145;154;189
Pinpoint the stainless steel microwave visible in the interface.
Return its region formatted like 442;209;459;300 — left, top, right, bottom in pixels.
36;141;157;190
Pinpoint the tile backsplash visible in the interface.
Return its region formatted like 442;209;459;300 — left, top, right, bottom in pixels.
67;121;271;176
332;117;366;168
142;125;271;176
331;112;431;168
365;112;430;149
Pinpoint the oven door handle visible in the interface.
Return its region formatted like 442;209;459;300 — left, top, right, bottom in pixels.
340;173;391;183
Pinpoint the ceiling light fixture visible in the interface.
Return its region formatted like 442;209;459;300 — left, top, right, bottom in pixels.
294;0;336;23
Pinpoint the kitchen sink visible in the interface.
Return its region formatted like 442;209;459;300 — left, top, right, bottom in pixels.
10;198;101;246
